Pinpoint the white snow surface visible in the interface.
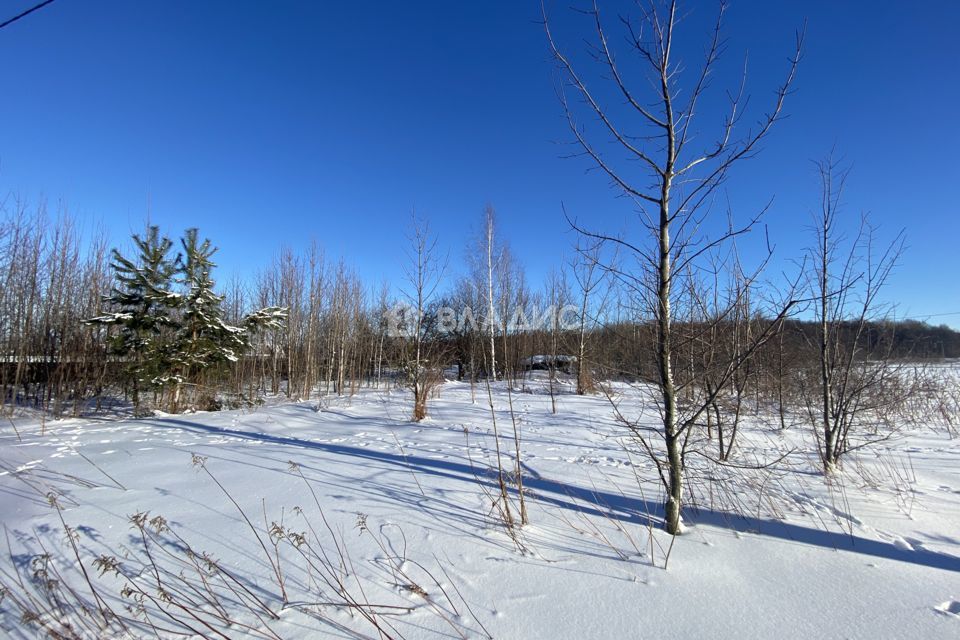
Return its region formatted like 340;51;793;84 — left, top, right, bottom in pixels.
1;377;959;639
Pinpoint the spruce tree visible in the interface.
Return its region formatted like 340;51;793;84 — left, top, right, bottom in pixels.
85;226;180;412
173;229;288;410
170;229;242;408
88;226;288;413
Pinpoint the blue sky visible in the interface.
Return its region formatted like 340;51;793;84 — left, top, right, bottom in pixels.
1;1;958;325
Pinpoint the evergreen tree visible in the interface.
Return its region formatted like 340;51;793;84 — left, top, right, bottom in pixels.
88;226;288;413
178;231;242;360
85;226;180;412
169;229;247;409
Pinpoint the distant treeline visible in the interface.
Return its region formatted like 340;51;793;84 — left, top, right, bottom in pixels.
2;204;958;417
866;320;960;358
578;318;958;383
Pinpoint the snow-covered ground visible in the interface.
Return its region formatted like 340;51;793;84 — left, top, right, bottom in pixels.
1;377;959;639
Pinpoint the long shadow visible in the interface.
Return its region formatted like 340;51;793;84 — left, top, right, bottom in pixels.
145;416;960;574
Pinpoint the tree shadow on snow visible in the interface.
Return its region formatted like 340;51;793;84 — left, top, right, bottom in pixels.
145;416;960;574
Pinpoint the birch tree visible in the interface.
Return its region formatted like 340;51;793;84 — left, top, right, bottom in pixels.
544;0;802;534
484;206;499;380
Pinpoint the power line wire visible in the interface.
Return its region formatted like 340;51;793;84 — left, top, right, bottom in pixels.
0;0;58;31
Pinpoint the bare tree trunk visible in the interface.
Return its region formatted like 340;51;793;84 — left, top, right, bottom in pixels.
658;169;683;534
544;0;801;535
485;206;498;381
820;202;835;471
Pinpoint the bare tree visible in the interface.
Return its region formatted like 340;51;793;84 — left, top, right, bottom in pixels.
483;206;499;380
684;247;760;461
463;206;522;527
372;280;391;389
544;0;802;533
401;213;446;421
571;238;607;395
301;241;326;400
806;157;906;472
543;266;571;413
0;199;113;416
